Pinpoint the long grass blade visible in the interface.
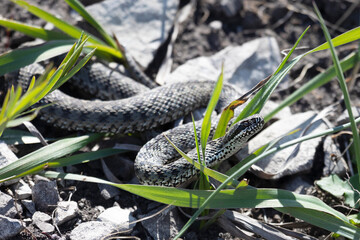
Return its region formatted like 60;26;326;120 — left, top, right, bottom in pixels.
0;40;74;75
312;2;360;185
64;0;117;49
0;18;71;41
11;0;104;45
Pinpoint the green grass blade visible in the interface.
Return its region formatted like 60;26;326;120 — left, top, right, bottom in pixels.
0;18;71;41
0;134;103;182
0;40;75;75
64;0;117;49
11;148;124;179
42;171;360;239
201;64;224;156
265;52;359;121
280;207;360;239
308;26;360;54
234;27;309;124
1;129;53;145
11;0;104;46
52;48;96;91
5;112;38;128
313;2;360;184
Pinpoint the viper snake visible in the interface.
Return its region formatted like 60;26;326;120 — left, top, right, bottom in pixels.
9;55;264;187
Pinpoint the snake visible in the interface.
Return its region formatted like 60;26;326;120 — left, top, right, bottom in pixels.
9;54;264;187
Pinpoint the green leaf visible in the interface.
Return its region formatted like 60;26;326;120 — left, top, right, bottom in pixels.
0;134;103;182
0;18;71;41
64;0;117;49
0;129;53;145
11;0;104;45
0;40;74;75
201;64;224;155
43;171;360;239
312;2;360;185
317;174;360;208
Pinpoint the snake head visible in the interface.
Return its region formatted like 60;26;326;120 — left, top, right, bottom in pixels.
223;114;264;145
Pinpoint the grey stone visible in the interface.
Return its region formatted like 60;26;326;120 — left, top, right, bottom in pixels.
238;111;329;179
221;0;243;17
97;206;135;231
166;37;282;94
0;215;24;239
85;0;178;67
54;201;79;226
70;221;117;240
32;176;60;212
280;175;314;194
32;211;54;233
98;184;121;200
139;205;184;240
0;191;22;218
21;199;36;215
14;179;32;200
0;141;19;186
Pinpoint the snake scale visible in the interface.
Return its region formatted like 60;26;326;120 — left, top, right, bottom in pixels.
11;55;264;187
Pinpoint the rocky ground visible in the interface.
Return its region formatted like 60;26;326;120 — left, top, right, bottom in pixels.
0;0;359;239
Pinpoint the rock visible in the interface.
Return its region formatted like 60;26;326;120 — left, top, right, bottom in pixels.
221;0;243;17
336;106;360;125
0;191;23;218
239;111;329;179
84;0;178;67
98;184;121;200
54;201;79;226
21;199;36;216
323;136;347;176
13;179;32;200
32;211;54;233
0;141;19;186
280;175;314;194
166;37;282;94
0;215;24;239
97;206;136;231
32;176;60;212
70;221;117;240
139;205;184;240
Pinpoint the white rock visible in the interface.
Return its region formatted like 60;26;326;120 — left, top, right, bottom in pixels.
14;179;32;200
54;201;79;226
97;206;135;231
0;215;24;239
70;221;117;240
32;211;54;233
238;111;330;179
32;211;52;222
0;191;23;218
85;0;178;67
166;37;282;93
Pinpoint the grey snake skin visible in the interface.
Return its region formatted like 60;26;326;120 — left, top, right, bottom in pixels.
13;58;264;187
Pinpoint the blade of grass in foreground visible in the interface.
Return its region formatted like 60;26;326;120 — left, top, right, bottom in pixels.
313;2;360;186
65;0;117;49
42;171;360;239
11;0;104;46
0;134;103;182
0;40;75;75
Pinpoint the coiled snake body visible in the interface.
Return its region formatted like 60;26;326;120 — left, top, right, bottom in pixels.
12;60;264;187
